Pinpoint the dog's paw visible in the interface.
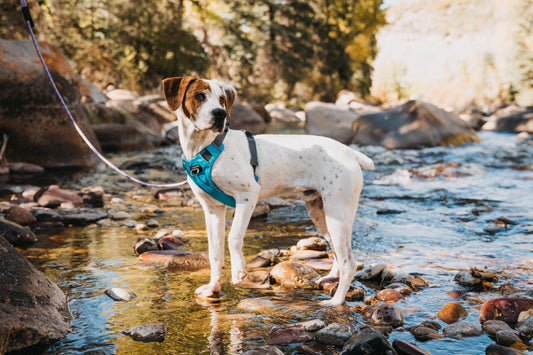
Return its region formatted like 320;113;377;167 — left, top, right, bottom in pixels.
319;298;345;307
231;270;247;285
195;283;220;299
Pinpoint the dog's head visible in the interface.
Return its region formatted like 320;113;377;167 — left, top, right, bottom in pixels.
162;77;236;132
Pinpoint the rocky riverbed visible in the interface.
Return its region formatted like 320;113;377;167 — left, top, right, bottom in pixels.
1;129;532;354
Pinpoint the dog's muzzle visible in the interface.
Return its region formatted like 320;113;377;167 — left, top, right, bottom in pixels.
212;108;227;132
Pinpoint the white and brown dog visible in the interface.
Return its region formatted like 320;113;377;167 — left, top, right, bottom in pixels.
162;76;374;306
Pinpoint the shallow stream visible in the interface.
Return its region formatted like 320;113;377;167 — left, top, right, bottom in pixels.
7;127;533;354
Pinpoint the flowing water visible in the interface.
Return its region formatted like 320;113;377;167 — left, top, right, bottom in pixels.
7;127;533;354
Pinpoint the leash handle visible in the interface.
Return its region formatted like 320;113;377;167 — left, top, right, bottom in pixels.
18;0;188;189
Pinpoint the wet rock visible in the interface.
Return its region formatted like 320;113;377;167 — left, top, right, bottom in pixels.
517;314;533;335
392;339;430;355
122;323;166;342
5;205;36;226
0;218;37;245
290;249;328;260
105;287;136;302
264;196;293;209
134;237;159;255
483;320;513;336
295;344;326;355
437;302;468;324
356;262;387;281
0;235;71;353
351;100;480;149
34;208;108;226
342;327;397;355
252;201;270;218
376;288;403;303
305;102;358;144
495;329;522;347
265;104;302;123
386;283;414;296
228;102;267;134
371;303;404;327
247;248;280;268
270;261;319;287
157;236;185;250
267;327;312;345
408;326;443;340
454;271;482;287
138;250;190;263
455;267;499;288
146;219;160;228
381;268;397;284
331;285;366;302
237;297;279;314
165;252;209;270
483;107;533;133
303;258;334;271
480;298;533;326
485;344;526;355
154;228;184;239
443;321;483;339
9;162;45;174
135;223;149;232
296;237;327;251
78;186;105;208
404;275;429;290
242;345;284;355
376;208;404;215
121;220;137;228
155;188;184;201
315;323;352;346
140;204;163;213
318;277;339;292
292;319;326;331
112;211;132;220
34;185;83;208
238;271;271;289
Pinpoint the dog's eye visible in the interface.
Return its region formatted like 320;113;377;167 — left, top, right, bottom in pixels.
219;96;226;105
195;93;206;101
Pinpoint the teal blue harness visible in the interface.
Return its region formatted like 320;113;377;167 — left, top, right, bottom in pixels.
182;126;258;208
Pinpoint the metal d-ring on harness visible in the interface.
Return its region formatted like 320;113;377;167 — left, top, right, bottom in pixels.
182;124;259;208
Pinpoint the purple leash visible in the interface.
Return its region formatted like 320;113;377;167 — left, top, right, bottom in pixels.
19;0;188;189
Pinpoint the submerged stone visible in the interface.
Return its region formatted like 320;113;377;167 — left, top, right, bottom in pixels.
392;339;430;355
242;345;284;355
371;303;404;328
105;287;136;302
315;323;352;346
296;237;328;251
247;248;279;268
270;261;319;287
292;319;326;331
0;217;37;245
134;236;158;255
122;323;166;342
342;327;396;355
267;327;312;345
483;320;514;336
437;302;468;324
443;321;482;339
165;252;209;270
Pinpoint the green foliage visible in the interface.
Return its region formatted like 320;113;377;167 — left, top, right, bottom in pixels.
4;0;386;102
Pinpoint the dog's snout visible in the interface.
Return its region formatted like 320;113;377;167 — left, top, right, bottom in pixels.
213;108;227;120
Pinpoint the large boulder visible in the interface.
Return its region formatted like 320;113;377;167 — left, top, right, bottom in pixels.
482;106;533;133
0;39;102;168
305;102;358;144
351;100;480;149
0;236;71;353
228;103;267;134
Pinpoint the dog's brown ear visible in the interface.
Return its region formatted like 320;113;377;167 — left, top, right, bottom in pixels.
222;85;236;116
162;77;196;112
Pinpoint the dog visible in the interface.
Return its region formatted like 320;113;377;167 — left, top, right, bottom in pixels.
162;76;374;306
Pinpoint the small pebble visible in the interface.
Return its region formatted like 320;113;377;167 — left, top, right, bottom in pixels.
105;287;136;302
122;323;166;342
112;211;132;220
134;236;158;255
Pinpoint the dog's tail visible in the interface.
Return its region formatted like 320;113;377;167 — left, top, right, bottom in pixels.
354;151;374;170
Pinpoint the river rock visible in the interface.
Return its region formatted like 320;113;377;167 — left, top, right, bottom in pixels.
237;297;279;314
5;205;36;225
356;262;387;281
247;248;280;268
290;249;328;260
392;339;430;355
351;100;480;149
135;223;149;232
305;102;358;144
517;314;533;335
165;251;209;270
146;219;160;228
315;323;352;346
9;162;45;174
296;237;328;251
92;123;156;151
443;321;483;339
238;271;271;289
292;319;326;331
371;303;404;327
485;344;526;355
295;344;326;355
386;283;414;296
483;107;533;133
112;211;132;220
0;235;71;353
265;104;302;123
122;323;166;342
0;40;102;169
318;277;339;292
342;327;397;355
0;218;37;245
79;186;105;207
376;288;403;303
454;271;482;287
138;250;190;263
330;285;366;301
105;287;136;302
35;185;83;208
437;302;468;324
270;261;319;287
242;345;284;355
483;320;514;336
157;236;185;250
303;258;334;271
34;208;108;226
480;298;533;326
252;201;270;218
228;103;267;134
408;326;443;340
267;327;312;345
495;329;522;347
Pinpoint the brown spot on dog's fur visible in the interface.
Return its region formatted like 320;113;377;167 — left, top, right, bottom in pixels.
162;77;210;121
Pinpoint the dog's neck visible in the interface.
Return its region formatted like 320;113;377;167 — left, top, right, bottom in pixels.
176;110;220;160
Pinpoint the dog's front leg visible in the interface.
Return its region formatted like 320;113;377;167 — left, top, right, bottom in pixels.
195;202;226;299
228;187;260;284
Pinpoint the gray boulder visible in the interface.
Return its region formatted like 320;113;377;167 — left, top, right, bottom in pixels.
0;236;71;353
483;106;533;133
305;102;358;144
351;100;480;149
228;103;267;134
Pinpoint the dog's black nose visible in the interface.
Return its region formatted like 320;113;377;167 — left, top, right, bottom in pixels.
212;108;227;120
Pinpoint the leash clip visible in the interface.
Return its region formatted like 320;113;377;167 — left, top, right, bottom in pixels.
190;165;202;176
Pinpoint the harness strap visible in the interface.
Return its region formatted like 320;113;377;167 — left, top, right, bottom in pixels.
244;130;259;175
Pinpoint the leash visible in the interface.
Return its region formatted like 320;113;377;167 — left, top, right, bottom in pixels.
19;0;188;189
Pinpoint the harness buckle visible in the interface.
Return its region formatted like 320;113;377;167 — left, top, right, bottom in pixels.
190;165;202;176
